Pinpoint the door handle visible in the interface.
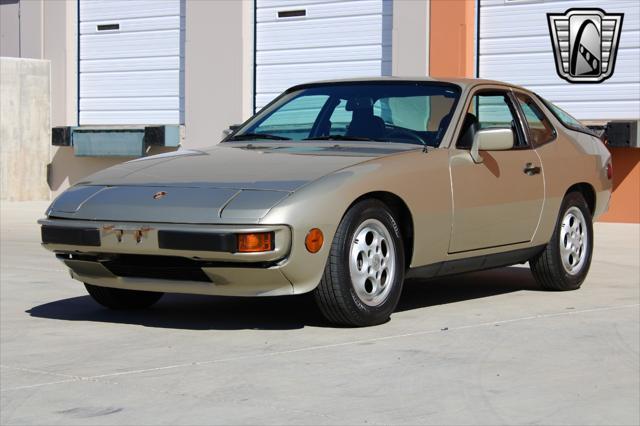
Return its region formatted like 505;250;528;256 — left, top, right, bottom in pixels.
523;163;541;176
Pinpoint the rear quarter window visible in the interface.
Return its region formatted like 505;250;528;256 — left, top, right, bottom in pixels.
515;93;556;146
536;96;599;138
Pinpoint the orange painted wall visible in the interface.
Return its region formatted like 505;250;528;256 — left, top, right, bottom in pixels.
599;148;640;223
429;0;475;78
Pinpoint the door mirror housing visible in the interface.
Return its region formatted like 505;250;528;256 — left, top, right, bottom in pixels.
470;128;514;163
223;124;241;138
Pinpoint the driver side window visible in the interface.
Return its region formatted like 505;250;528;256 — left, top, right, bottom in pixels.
457;92;523;149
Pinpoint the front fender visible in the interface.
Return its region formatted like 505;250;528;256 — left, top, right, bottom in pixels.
262;148;452;293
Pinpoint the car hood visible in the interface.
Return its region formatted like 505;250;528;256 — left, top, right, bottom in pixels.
77;143;407;191
47;143;414;223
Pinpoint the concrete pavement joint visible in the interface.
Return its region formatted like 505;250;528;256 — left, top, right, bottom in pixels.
2;303;637;394
0;378;79;392
0;266;67;274
0;364;80;380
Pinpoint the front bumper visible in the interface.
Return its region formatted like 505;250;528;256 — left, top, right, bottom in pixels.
38;218;294;296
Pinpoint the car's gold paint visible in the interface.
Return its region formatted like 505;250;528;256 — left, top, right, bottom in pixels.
63;258;294;297
40;78;612;297
448;147;545;252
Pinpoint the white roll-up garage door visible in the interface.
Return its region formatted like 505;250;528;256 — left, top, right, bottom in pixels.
478;0;639;121
255;0;393;111
79;0;184;125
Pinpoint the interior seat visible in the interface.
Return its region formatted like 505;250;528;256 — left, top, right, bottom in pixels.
345;98;386;139
457;112;479;149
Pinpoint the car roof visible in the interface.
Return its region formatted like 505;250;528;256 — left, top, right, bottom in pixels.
289;76;529;92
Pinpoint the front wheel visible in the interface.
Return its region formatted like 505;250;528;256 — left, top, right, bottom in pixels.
84;284;164;310
314;199;405;327
530;192;593;290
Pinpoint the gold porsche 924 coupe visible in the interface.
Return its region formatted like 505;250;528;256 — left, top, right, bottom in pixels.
40;78;612;326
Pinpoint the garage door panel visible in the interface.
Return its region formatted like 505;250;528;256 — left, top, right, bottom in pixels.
79;0;184;125
80;0;181;22
257;15;391;50
258;0;367;8
258;60;385;89
80;97;181;112
481;51;640;85
480;0;639;39
480;30;640;55
257;30;391;51
80;15;181;35
80;70;180;98
80;56;180;73
525;83;640;102
257;0;389;22
80;30;181;60
552;101;640;120
478;0;640;121
257;44;388;65
79;110;180;126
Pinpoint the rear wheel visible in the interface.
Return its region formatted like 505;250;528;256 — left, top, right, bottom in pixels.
530;192;593;290
314;199;405;327
84;284;164;310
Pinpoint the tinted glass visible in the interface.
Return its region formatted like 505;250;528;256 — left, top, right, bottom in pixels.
254;95;329;141
457;93;521;149
231;83;461;146
515;93;555;146
476;95;515;129
328;99;352;134
537;96;598;137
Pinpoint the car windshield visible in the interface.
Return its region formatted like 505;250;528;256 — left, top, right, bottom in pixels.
228;82;461;147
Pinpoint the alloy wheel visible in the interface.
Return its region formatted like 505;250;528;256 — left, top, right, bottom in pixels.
349;218;397;306
559;206;589;275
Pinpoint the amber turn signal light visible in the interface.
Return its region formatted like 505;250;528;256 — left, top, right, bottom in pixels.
237;232;274;253
305;228;324;253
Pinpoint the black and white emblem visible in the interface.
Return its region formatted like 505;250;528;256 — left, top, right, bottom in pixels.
547;8;623;83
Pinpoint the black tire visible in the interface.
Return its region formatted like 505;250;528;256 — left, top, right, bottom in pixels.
530;191;593;291
84;284;164;310
314;199;405;327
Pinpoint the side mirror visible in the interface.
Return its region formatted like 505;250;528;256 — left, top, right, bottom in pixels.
222;124;241;137
470;128;514;163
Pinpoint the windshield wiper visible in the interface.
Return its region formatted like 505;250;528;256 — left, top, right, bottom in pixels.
228;133;291;141
304;135;383;142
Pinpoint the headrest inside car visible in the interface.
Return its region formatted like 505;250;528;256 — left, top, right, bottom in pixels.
346;97;374;111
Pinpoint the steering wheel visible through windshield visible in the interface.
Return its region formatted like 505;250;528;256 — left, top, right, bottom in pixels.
227;82;461;147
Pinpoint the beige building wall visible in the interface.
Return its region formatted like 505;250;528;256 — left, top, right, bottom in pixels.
0;0;20;57
0;58;51;201
184;0;254;149
392;0;429;77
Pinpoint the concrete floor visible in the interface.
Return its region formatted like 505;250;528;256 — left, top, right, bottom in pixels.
1;201;638;425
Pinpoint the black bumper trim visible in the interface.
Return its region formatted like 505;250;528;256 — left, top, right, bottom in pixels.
41;226;101;247
158;230;237;253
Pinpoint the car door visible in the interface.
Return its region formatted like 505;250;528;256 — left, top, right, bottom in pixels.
448;88;544;253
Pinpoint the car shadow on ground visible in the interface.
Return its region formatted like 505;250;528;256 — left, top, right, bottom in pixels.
27;266;541;331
